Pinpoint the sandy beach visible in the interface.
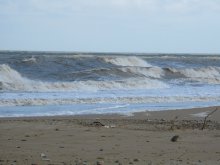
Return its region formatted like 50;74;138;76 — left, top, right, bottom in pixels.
0;106;220;165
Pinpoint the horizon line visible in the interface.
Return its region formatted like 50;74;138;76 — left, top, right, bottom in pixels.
0;49;219;55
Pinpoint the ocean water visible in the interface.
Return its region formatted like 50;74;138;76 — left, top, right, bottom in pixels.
0;51;220;117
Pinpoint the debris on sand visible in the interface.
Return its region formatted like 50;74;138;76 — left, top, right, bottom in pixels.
96;160;104;165
40;153;50;161
104;124;116;128
171;135;179;142
90;121;105;127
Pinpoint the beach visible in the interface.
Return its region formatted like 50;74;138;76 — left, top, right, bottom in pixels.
0;106;220;165
1;0;220;164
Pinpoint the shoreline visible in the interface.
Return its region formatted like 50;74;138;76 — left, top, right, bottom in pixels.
0;106;220;165
0;106;219;120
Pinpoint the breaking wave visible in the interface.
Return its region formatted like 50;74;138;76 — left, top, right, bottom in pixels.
22;56;37;63
119;66;164;78
165;67;220;84
1;52;220;116
0;64;167;92
70;66;164;79
1;62;220;93
100;56;152;67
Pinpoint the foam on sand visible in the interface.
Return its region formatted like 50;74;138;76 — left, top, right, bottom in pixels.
191;112;209;118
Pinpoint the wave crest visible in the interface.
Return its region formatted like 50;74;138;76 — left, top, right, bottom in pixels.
22;57;37;63
100;56;152;67
165;67;220;84
0;64;167;92
120;66;164;78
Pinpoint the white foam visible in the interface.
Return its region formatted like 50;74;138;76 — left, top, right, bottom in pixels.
168;67;220;84
198;56;220;60
22;56;37;63
191;112;209;118
182;67;220;79
120;66;164;78
0;64;35;90
100;56;152;67
183;67;220;84
0;64;167;92
1;96;220;106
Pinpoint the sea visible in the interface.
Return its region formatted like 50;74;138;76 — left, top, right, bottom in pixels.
0;51;220;117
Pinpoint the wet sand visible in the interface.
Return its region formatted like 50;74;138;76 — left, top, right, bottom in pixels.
0;106;220;165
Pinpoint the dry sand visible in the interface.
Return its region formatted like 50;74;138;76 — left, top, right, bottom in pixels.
0;106;220;165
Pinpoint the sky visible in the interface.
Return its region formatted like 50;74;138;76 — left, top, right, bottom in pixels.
0;0;220;53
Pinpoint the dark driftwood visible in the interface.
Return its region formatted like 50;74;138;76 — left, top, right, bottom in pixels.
90;121;105;127
201;108;218;130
